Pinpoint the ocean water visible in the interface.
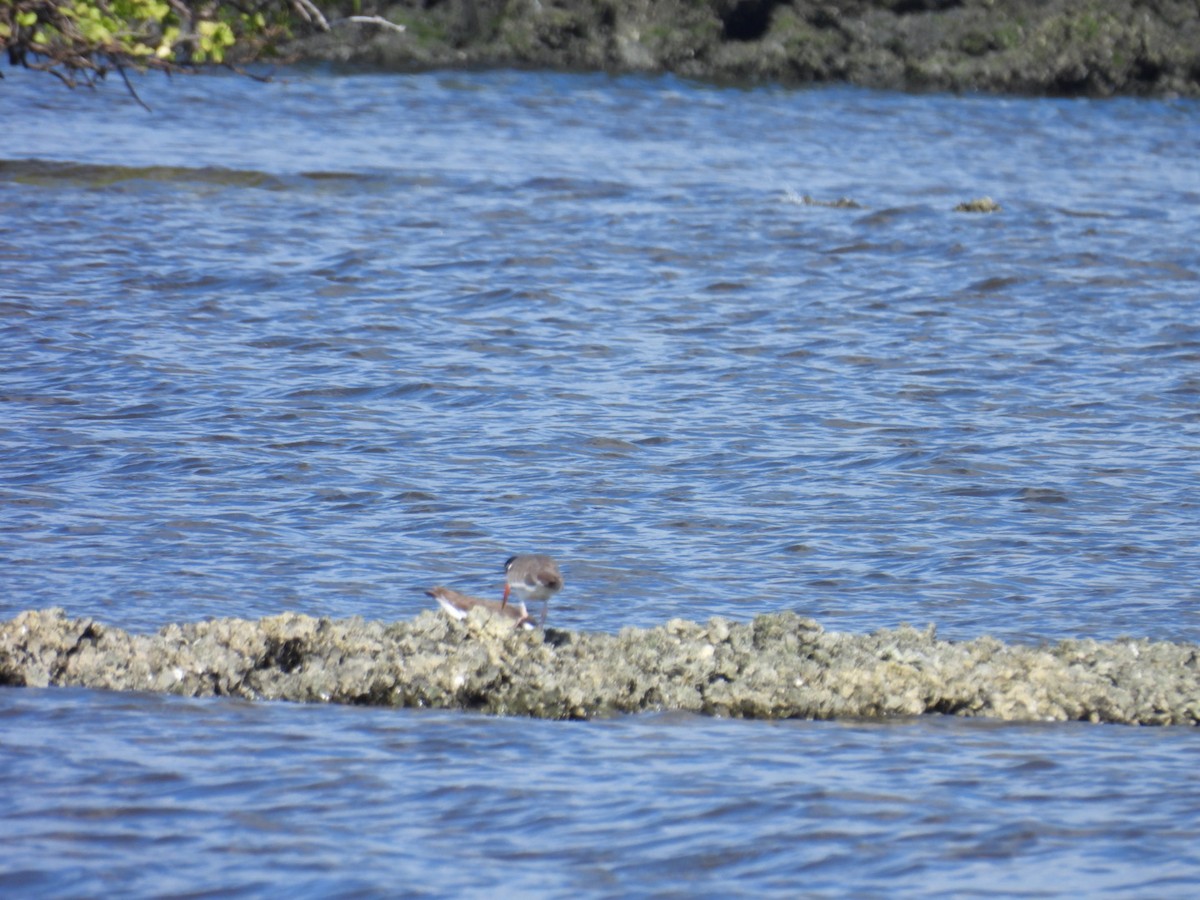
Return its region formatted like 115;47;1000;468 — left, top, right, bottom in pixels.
1;65;1199;895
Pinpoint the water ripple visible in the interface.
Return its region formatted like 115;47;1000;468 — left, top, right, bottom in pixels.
1;72;1198;646
4;690;1199;896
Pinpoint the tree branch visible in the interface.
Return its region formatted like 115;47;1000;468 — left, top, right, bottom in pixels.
113;58;151;111
344;15;406;35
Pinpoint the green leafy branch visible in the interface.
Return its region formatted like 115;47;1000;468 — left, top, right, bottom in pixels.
1;0;402;105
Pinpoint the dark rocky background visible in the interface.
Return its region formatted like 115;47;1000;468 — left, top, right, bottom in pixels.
295;0;1200;96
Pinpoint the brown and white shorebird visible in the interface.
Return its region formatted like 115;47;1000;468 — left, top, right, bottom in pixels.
501;554;563;627
427;586;534;630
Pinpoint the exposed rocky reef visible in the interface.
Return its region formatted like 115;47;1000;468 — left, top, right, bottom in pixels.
295;0;1200;96
3;607;1198;724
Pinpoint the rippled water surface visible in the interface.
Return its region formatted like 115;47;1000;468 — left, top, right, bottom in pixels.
4;689;1200;897
2;66;1199;895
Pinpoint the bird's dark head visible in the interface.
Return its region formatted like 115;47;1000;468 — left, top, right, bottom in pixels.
504;555;517;573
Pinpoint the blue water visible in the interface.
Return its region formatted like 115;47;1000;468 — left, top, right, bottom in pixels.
2;65;1199;895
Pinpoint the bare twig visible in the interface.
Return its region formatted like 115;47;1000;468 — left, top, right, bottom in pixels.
289;0;330;31
113;58;152;111
227;63;275;83
344;15;406;34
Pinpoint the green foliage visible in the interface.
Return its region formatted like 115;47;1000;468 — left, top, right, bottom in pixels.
0;0;326;89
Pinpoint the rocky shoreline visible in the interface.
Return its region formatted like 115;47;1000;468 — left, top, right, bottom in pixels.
293;0;1200;96
3;607;1198;725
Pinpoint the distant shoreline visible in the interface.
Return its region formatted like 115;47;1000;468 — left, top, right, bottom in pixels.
291;0;1200;97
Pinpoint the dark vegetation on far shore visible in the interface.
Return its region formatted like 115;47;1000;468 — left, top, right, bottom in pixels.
297;0;1200;97
3;0;1199;98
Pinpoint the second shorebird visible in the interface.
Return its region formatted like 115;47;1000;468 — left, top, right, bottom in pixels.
427;587;534;630
501;554;563;627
